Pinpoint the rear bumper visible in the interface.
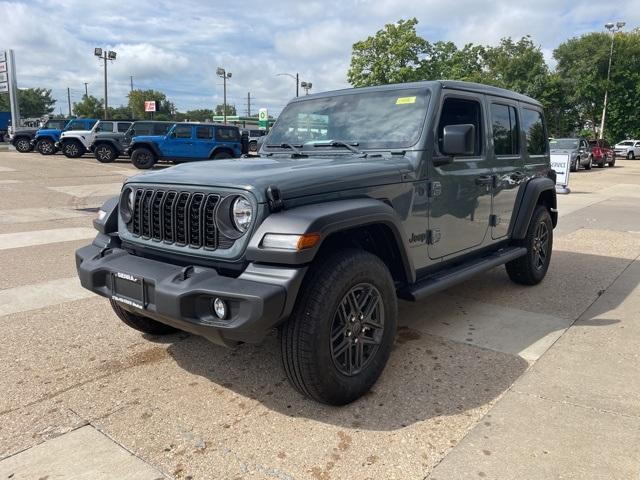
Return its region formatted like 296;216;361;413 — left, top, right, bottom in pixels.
76;243;306;346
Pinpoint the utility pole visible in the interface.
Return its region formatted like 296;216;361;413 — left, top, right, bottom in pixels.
67;87;72;116
129;76;134;119
296;73;299;97
599;21;625;139
247;92;251;117
83;82;88;97
130;75;133;92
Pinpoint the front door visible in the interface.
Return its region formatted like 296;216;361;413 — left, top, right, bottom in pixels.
162;124;194;159
428;94;492;259
488;99;525;239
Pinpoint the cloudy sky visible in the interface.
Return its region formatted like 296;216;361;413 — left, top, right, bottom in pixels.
1;0;639;116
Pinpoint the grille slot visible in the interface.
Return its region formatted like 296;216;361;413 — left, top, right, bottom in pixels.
127;187;225;251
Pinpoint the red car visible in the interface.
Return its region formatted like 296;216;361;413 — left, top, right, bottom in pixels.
589;139;616;167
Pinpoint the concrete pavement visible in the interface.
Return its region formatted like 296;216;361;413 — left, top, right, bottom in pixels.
0;149;639;479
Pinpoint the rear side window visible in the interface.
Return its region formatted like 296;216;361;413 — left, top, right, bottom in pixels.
96;121;113;133
522;108;546;155
132;123;152;135
153;123;172;135
65;120;86;131
216;127;240;142
491;104;519;155
196;126;214;139
117;122;132;133
437;97;483;156
174;125;192;139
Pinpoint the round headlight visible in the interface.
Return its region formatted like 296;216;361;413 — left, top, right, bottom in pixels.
231;196;252;233
120;187;134;223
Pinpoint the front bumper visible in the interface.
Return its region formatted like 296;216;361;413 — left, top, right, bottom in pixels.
76;243;306;347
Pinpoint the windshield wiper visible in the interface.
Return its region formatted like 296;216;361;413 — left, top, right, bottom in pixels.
312;140;365;156
265;143;306;156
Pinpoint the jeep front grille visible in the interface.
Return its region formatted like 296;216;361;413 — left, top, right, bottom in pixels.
127;187;225;250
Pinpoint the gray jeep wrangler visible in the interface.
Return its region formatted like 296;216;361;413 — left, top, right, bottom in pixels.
76;81;557;405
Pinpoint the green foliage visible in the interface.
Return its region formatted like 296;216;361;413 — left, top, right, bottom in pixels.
127;89;175;118
184;109;214;121
0;88;56;117
73;95;104;118
214;104;236;116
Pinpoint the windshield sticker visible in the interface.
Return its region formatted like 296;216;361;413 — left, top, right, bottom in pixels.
396;96;416;105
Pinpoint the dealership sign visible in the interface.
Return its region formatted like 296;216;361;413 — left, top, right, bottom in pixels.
551;153;571;193
144;101;156;112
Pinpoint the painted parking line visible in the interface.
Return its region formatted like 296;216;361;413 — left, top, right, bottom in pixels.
0;277;94;317
48;183;123;198
0;180;21;185
0;426;164;479
0;166;16;172
0;207;87;225
0;227;96;250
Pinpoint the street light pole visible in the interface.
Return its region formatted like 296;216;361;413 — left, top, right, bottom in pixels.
94;48;117;120
599;21;625;139
277;73;304;98
216;67;232;124
84;82;88;97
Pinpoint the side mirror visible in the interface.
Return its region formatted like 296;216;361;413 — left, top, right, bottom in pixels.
442;124;475;156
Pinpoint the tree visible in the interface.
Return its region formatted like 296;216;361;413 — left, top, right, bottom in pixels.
348;18;429;86
214;104;236;116
127;89;175;118
184;109;214;121
0;88;56;117
73;95;104;118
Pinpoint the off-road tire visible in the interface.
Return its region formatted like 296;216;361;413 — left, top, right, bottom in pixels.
506;205;553;285
213;151;233;159
248;141;258;153
94;143;117;163
279;249;397;405
62;140;84;158
131;147;156;169
110;299;179;335
14;137;32;153
36;138;55;155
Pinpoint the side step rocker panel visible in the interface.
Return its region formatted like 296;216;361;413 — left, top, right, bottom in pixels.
400;247;527;301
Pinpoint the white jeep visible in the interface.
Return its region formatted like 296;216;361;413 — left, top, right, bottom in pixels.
58;120;132;158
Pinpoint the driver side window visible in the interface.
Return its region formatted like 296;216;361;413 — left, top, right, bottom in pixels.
437;97;483;156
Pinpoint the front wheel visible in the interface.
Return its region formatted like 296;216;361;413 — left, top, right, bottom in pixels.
14;137;33;153
627;151;635;160
94;143;117;163
279;249;397;405
36;138;55;155
110;300;179;335
131;147;156;169
62;140;85;158
506;205;553;285
584;155;592;170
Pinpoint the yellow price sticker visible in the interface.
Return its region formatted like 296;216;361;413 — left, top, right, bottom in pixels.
396;96;416;105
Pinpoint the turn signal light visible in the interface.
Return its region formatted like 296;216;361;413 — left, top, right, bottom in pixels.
261;233;321;251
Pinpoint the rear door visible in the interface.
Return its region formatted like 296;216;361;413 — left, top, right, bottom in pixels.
161;124;194;158
488;99;524;239
215;126;241;157
193;125;215;158
427;93;492;259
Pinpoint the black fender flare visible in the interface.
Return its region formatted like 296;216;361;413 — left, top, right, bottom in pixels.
511;177;557;239
130;142;161;157
11;134;34;146
92;138;121;152
35;135;56;144
209;146;234;158
246;198;416;283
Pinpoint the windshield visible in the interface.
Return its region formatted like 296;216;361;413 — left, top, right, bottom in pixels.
618;141;633;146
267;88;430;150
549;139;579;149
43;119;67;130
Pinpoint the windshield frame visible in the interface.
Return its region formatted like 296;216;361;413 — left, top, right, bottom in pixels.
266;87;432;154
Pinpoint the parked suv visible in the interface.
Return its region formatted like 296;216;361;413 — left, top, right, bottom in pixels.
33;118;98;155
90;121;174;163
58;120;133;158
589;139;615;167
10;119;66;153
126;122;244;169
614;139;640;159
76;81;557;405
550;137;592;171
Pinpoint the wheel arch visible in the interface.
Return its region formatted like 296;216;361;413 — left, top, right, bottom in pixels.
131;142;161;157
511;177;557;240
246;198;416;285
209;146;234;158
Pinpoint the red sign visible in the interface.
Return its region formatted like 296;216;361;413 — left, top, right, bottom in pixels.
144;101;156;112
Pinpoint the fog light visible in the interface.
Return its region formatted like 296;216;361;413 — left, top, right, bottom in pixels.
212;298;227;319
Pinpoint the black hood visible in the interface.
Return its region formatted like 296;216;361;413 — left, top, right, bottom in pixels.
129;154;412;203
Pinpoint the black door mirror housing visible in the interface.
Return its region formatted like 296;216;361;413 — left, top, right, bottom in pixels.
442;124;475;156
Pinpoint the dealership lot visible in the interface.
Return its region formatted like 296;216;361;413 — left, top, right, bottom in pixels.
0;151;639;479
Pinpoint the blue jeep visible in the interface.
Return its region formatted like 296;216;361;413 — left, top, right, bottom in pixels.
33;118;99;155
127;123;246;169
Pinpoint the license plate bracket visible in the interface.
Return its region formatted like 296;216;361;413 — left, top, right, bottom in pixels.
111;272;145;310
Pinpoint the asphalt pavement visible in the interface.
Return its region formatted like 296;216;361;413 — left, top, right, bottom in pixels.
0;149;638;479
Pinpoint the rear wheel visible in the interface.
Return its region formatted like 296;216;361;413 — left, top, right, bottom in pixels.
131;147;156;169
36;138;55;155
14;137;32;153
627;151;635;160
570;158;578;172
279;249;397;405
608;156;616;167
110;300;179;335
62;140;85;158
213;151;233;159
94;143;117;163
506;205;553;285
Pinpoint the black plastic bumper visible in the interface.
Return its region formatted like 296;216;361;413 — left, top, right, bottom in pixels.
76;244;306;347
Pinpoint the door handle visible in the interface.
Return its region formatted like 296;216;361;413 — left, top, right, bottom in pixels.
510;171;526;181
475;175;493;186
